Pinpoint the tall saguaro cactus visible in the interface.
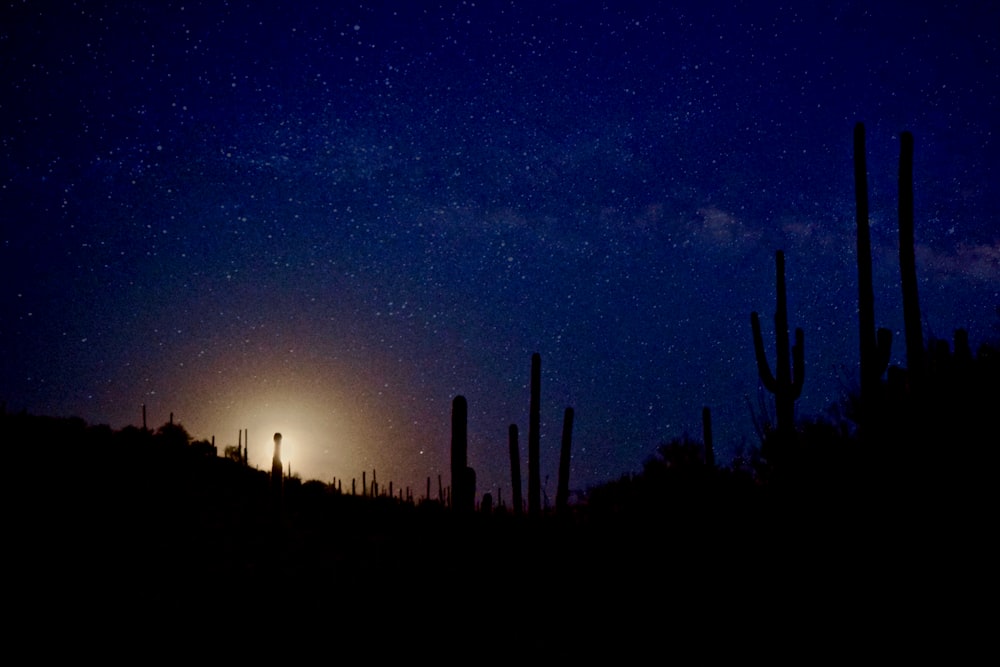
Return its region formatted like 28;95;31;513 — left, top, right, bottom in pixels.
508;423;523;516
751;250;804;456
271;432;283;499
451;395;473;513
527;353;541;517
702;406;715;469
854;122;893;409
556;407;574;516
899;130;924;384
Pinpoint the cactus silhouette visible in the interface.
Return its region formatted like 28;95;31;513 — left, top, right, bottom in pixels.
451;395;473;513
527;352;541;517
751;250;804;462
899;130;924;385
463;465;476;512
702;406;714;469
508;423;523;516
556;406;574;516
854;123;893;411
271;432;283;500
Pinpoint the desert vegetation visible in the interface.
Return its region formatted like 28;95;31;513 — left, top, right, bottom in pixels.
6;126;997;608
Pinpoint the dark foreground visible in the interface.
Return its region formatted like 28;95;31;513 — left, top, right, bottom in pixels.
6;410;991;652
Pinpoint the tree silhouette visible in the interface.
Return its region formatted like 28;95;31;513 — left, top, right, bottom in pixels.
155;420;192;449
223;444;242;463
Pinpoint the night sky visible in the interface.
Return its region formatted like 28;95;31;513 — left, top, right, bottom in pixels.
2;1;997;501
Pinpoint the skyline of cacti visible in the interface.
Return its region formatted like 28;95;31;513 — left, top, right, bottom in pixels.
4;0;997;525
33;118;997;509
6;4;997;621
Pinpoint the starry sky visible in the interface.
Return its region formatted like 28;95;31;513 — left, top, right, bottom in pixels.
2;1;998;500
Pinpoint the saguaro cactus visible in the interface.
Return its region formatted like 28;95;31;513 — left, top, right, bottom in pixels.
271;432;283;498
556;407;574;516
527;353;542;517
451;395;473;513
751;250;804;457
702;406;715;469
854;122;893;408
508;423;523;516
463;466;476;512
899;130;924;384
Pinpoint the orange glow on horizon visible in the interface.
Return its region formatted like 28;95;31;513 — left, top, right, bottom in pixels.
140;352;467;499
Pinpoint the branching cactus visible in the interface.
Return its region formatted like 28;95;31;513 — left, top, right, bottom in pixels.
751;250;804;458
